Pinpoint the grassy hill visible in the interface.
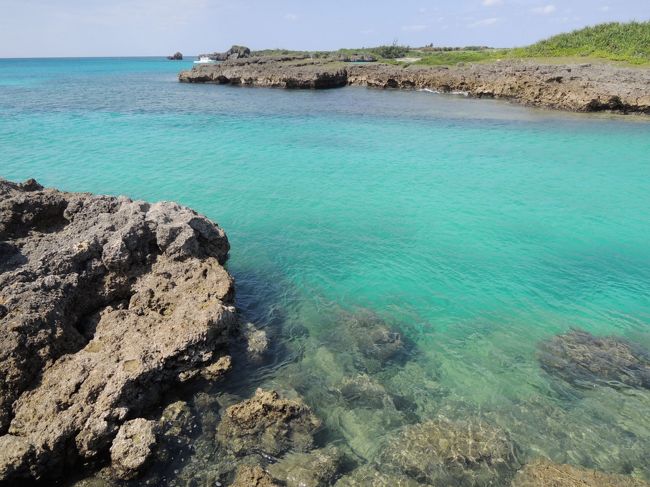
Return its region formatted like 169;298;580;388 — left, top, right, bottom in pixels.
413;21;650;66
512;21;650;64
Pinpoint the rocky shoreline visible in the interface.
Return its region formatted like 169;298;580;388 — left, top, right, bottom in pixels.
1;179;650;486
179;55;650;114
0;179;237;483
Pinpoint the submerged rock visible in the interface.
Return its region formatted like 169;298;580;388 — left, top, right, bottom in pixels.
335;465;425;486
511;459;650;487
268;446;342;487
538;330;650;389
216;388;321;456
243;322;269;361
231;464;280;487
381;418;519;485
0;179;237;482
338;373;394;409
109;418;157;480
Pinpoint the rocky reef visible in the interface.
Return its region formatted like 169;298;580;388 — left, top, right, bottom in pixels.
511;459;650;487
538;330;650;389
0;179;237;483
179;55;650;114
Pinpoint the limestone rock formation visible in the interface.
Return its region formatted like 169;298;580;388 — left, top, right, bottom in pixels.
109;418;157;480
538;330;650;389
381;418;519;485
167;52;183;60
0;179;237;482
511;459;650;487
216;388;321;456
198;45;251;62
179;57;650;114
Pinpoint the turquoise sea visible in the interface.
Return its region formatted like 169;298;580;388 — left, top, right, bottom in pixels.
2;57;650;484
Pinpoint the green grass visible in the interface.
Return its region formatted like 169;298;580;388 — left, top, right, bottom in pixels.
250;21;650;67
512;21;650;65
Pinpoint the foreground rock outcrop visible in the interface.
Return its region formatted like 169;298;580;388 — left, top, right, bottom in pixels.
179;55;650;114
0;179;237;482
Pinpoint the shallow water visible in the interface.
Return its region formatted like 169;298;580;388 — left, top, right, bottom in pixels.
1;57;650;484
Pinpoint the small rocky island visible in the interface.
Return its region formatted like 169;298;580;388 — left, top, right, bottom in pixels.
179;53;650;114
167;51;183;60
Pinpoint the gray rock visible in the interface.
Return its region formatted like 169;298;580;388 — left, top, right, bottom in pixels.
167;52;183;60
109;418;157;480
335;465;425;486
0;179;237;482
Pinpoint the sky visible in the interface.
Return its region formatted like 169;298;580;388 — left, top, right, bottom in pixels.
0;0;648;58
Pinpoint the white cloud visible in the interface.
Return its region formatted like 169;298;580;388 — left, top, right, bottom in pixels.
402;24;428;32
600;5;610;12
284;13;299;21
532;5;557;15
469;17;500;27
482;0;503;6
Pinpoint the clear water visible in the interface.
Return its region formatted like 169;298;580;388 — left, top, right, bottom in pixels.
2;57;650;484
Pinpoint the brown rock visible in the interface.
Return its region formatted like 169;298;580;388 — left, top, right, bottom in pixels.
0;179;236;482
109;418;157;480
512;459;650;487
216;388;321;456
231;465;280;487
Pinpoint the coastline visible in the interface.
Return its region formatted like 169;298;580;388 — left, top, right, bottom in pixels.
179;55;650;115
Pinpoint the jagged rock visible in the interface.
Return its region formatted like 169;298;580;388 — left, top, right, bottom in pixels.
231;464;280;487
538;330;650;389
381;418;519;485
335;465;425;486
268;446;342;487
201;354;232;380
109;418;157;480
216;388;321;456
179;58;650;113
511;459;650;486
0;179;237;482
167;52;183;60
198;45;251;62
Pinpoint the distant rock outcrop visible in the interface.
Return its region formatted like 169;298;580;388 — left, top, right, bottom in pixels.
167;51;183;60
0;179;237;483
198;44;251;62
179;56;650;114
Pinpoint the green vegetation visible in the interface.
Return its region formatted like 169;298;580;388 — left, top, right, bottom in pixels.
513;21;650;64
251;21;650;67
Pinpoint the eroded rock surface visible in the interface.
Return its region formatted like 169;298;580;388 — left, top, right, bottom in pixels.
109;418;157;480
231;464;280;487
538;330;650;389
381;418;519;485
511;459;650;487
216;388;321;456
0;179;237;482
179;56;650;114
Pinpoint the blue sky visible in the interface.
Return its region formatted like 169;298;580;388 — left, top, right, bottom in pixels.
0;0;648;57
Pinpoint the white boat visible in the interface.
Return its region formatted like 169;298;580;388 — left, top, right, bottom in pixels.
193;56;216;64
